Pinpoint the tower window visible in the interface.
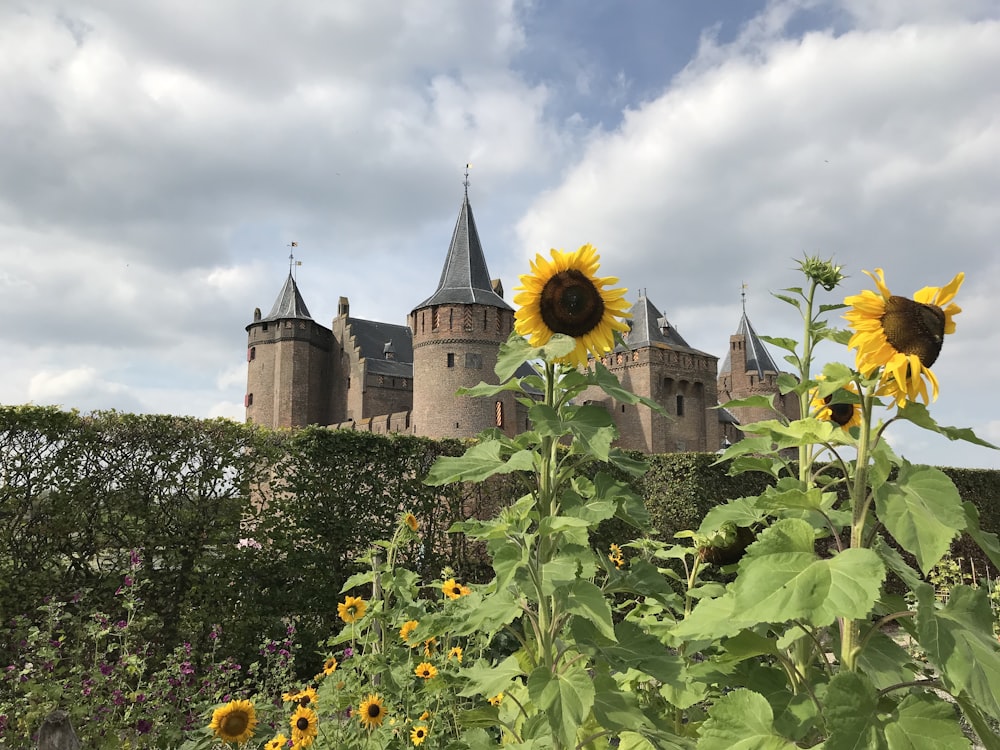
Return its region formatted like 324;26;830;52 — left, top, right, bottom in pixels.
495;400;504;428
676;395;685;416
245;393;253;407
447;353;455;368
247;347;256;362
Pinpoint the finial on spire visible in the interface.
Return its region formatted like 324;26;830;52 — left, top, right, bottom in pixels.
288;242;301;279
463;163;471;198
741;282;748;313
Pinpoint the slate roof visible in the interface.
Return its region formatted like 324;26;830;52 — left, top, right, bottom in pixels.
621;294;713;357
263;274;313;321
346;318;414;377
413;192;512;311
718;311;781;377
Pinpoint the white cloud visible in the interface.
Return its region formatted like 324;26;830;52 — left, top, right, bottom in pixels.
28;366;145;413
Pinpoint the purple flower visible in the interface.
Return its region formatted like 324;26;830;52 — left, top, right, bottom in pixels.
123;575;133;588
343;647;353;659
135;718;152;734
99;662;113;676
129;549;142;567
116;620;127;630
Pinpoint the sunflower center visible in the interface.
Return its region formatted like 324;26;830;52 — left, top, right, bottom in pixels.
222;712;249;736
367;704;381;717
296;717;310;730
299;696;311;706
539;269;605;338
881;296;945;367
826;401;855;427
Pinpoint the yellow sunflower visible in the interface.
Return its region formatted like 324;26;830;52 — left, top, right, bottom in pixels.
513;243;631;368
359;694;387;729
209;699;258;744
608;543;625;569
844;268;963;407
441;578;470;600
404;512;419;532
488;693;503;706
322;656;338;675
423;637;437;656
448;645;463;663
810;377;862;431
338;595;367;624
290;705;319;747
411;724;430;746
399;619;419;644
415;662;438;679
264;735;287;750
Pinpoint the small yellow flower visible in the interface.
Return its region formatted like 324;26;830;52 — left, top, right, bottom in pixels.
608;543;625;569
322;656;338;675
290;705;319;747
210;699;258;744
338;595;367;624
423;637;438;656
264;734;288;750
359;694;387;729
411;724;430;746
415;662;438;679
418;711;430;721
448;645;463;663
404;512;419;532
488;693;503;706
399;619;419;644
442;578;471;600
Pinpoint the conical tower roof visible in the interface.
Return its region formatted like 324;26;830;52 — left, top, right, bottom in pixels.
412;191;511;311
719;311;780;377
263;273;313;321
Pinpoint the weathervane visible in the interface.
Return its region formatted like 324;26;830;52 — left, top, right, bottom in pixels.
741;282;748;313
463;163;471;198
288;242;301;279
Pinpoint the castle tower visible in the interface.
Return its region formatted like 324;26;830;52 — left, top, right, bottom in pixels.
717;308;799;427
580;293;720;453
245;272;332;428
407;188;517;439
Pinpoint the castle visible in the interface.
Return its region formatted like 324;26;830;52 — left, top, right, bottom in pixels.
244;188;797;451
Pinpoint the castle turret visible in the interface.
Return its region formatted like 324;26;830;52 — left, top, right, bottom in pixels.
407;188;517;438
580;293;720;452
717;309;799;427
245;273;332;428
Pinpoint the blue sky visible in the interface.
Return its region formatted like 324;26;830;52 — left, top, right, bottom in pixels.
1;0;998;469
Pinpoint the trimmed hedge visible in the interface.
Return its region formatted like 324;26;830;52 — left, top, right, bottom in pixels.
1;405;997;678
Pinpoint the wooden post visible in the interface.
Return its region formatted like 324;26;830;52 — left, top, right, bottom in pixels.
36;711;80;750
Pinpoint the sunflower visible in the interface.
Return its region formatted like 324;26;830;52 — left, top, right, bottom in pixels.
415;662;437;679
411;724;430;746
399;619;419;644
290;705;319;747
488;693;503;706
810;377;862;431
423;638;438;656
264;735;287;750
448;646;463;663
322;656;338;675
442;578;470;600
338;595;367;624
359;694;387;729
608;543;625;569
209;699;258;744
404;512;419;532
844;268;963;407
513;243;631;368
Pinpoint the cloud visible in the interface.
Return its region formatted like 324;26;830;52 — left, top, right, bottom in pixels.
28;366;145;413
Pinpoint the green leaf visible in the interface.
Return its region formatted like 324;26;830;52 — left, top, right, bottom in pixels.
494;334;538;381
916;584;1000;721
759;335;798;353
734;520;884;627
592;363;668;416
962;501;1000;571
874;461;965;575
457;654;525;699
527;664;595;750
424;441;534;485
776;372;799;395
824;671;883;750
591;670;656;733
896;402;999;449
720;395;776;412
855;630;919;691
953;694;1000;750
697;497;766;536
560;579;617;641
531;403;616;461
600;621;685;683
698;689;798;750
884;692;972;749
459;378;534;398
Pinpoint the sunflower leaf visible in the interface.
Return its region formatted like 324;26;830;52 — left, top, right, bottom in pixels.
759;335;798;353
896;402;999;449
698;689;798;750
494;334;538;382
962;501;1000;571
720;395;776;412
592;363;668;416
824;671;881;750
424;441;534;485
527;664;595;750
874;461;965;574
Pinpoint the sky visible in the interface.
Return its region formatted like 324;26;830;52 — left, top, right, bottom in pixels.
2;0;998;469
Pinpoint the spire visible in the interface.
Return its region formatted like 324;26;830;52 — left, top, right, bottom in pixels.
719;310;780;377
412;184;511;311
263;273;313;321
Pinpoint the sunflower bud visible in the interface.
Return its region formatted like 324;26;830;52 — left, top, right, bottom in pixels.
798;255;845;291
